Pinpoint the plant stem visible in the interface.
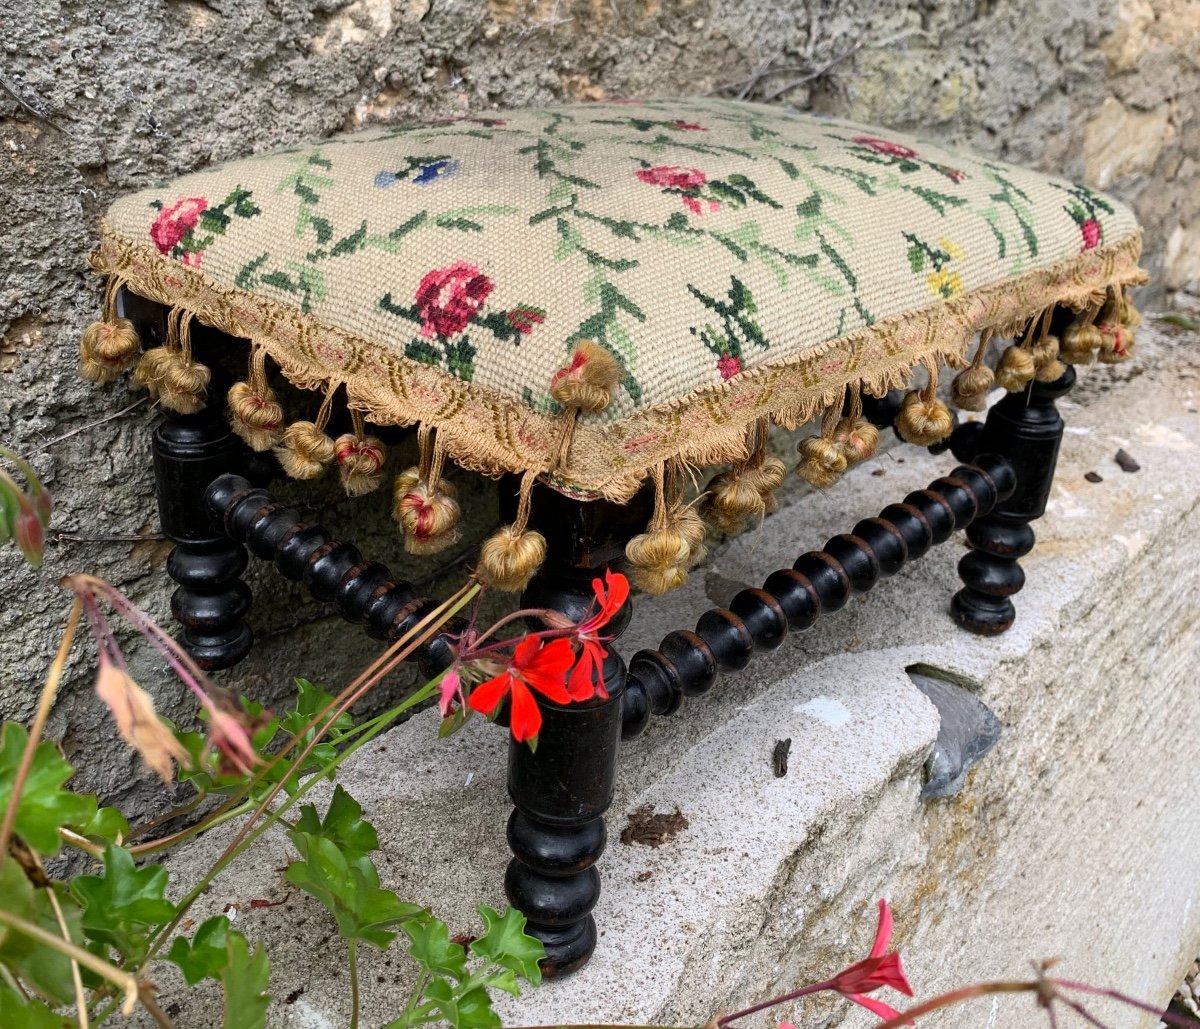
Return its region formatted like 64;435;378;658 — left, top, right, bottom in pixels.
0;598;82;862
870;981;1038;1029
717;980;833;1025
46;884;89;1029
0;907;140;1015
348;939;360;1029
129;799;254;857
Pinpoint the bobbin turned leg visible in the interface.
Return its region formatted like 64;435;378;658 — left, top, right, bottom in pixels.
153;407;253;669
499;478;648;977
952;365;1076;635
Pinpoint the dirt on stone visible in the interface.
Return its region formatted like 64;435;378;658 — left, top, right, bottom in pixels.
620;804;689;847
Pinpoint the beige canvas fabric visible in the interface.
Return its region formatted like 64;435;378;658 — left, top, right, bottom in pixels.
93;98;1144;499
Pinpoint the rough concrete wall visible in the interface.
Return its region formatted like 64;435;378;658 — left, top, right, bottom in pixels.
1;0;1197;812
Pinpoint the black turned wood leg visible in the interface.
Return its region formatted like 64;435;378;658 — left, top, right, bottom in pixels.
153;408;253;670
952;366;1076;635
499;478;648;977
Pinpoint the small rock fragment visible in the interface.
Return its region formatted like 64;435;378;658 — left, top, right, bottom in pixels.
772;738;791;777
1115;448;1140;473
1085;471;1103;483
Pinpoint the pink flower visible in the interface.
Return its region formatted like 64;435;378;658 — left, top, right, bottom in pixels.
672;120;707;131
853;136;918;159
415;261;494;338
1080;218;1101;250
151;197;208;255
636;165;707;190
717;354;742;380
827;900;914;1023
438;667;464;717
505;306;546;334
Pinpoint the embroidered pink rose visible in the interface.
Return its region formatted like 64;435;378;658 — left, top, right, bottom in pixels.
151;197;208;255
415;262;494;338
636;166;707;190
717;354;742;380
852;136;918;159
1080;218;1101;250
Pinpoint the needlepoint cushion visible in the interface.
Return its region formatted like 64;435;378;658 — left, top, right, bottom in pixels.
91;98;1144;500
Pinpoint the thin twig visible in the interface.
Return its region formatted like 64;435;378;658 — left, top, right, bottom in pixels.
0;75;69;134
27;397;149;454
46;882;89;1029
757;41;864;102
51;532;167;546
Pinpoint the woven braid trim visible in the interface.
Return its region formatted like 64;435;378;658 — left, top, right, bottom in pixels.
95;223;1145;502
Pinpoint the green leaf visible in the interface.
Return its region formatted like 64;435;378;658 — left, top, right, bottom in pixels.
294;785;378;859
456;986;503;1029
470;906;544;987
0;722;95;855
285;831;425;948
72;845;176;963
77;805;130;843
330;220;367;255
0;862;83;1006
404;918;468;980
310;215;335;245
0;984;70;1028
222;933;270;1029
907;244;925;273
168;915;232;986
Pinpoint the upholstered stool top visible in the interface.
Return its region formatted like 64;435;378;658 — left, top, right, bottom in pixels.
84;99;1145;592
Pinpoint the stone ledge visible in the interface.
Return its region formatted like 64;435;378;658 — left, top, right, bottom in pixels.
144;327;1200;1029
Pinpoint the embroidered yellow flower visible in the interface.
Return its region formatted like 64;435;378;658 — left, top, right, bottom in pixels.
939;238;965;260
927;268;965;299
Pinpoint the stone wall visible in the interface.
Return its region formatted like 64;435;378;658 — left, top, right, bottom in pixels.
1;0;1196;810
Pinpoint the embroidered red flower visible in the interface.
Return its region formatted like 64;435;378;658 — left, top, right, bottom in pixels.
468;635;575;743
151;197;208;255
852;136;918;159
1080;217;1101;250
827;900;914;1023
717;354;742;380
568;570;630;702
415;261;494;339
636;165;707;190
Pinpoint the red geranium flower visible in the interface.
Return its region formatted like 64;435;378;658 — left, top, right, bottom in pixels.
151;197;208;255
568;570;630;702
852;136;918;159
828;900;914;1023
717;354;742;380
1080;217;1101;250
415;261;494;339
468;635;575;743
636;165;708;190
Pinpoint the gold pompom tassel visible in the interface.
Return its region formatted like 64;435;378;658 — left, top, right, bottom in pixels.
896;361;954;447
393;425;461;555
796;403;848;489
951;330;995;411
276;386;338;480
832;387;880;466
335;411;387;497
1096;287;1138;364
627;463;692;595
138;309;211;414
549;340;622;412
79;274;141;384
228;348;285;451
702;420;786;534
994;345;1036;392
1060;305;1103;365
477;470;546;592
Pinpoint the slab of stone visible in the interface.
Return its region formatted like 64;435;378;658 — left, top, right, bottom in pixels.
139;328;1200;1029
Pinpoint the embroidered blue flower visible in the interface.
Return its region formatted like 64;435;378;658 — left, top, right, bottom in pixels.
374;170;398;188
413;159;459;185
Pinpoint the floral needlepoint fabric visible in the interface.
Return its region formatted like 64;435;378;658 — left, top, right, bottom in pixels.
94;99;1144;500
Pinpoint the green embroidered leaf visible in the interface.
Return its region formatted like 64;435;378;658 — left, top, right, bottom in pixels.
405;339;442;366
796;192;822;219
309;215;335;245
0;861;83;1006
435;218;484;232
235;252;270;289
259;270;298;294
389;211;430;239
778;158;800;179
446;337;477;381
0;722;95;855
294;785;378;860
71;845;176;963
907;244;924;272
469;906;544;987
0;984;70;1028
221;932;271;1029
168;915;233;986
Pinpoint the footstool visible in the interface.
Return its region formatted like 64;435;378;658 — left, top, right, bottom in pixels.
80;98;1145;975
